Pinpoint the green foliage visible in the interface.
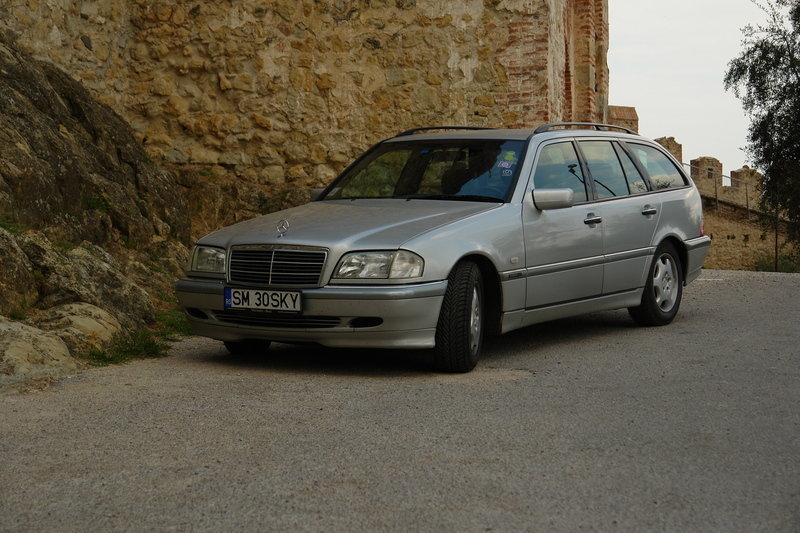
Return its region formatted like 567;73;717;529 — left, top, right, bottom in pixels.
155;306;193;339
0;214;28;234
754;250;800;273
77;306;192;366
84;195;110;213
8;309;26;321
81;329;169;366
724;1;800;247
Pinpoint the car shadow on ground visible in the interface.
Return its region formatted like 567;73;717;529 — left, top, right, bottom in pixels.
193;309;638;377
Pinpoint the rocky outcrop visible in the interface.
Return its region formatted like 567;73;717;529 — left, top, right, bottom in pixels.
0;30;189;249
16;233;155;328
0;32;191;384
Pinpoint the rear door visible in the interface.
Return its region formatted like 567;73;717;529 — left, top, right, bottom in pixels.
576;139;660;294
523;140;604;308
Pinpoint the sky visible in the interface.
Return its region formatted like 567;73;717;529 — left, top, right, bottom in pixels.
608;0;770;176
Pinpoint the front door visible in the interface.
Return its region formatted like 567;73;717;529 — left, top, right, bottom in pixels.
523;141;604;309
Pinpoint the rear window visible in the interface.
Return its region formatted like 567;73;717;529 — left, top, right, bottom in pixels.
627;143;687;190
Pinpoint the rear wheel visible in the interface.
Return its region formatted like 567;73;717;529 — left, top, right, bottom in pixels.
224;339;271;356
628;242;683;326
434;261;484;373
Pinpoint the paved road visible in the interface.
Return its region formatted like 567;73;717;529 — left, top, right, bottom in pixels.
1;270;799;532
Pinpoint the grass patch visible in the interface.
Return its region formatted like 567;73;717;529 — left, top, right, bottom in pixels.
754;252;800;273
84;195;110;213
77;306;192;366
81;329;170;366
8;308;27;321
155;306;193;339
0;215;28;234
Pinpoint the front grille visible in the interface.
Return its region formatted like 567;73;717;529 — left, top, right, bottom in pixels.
213;309;340;329
229;247;326;287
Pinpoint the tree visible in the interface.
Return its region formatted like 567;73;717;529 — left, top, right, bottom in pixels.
724;0;800;254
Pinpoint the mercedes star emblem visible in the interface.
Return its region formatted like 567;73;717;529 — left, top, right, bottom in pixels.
276;219;290;238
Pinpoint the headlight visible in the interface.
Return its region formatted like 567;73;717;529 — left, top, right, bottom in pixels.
190;246;226;273
334;250;424;279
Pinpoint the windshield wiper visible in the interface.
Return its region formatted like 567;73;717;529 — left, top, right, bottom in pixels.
397;194;504;202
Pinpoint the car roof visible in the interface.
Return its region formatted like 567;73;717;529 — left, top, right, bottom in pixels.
384;123;645;144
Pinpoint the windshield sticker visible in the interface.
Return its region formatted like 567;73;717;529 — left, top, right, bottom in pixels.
498;161;513;168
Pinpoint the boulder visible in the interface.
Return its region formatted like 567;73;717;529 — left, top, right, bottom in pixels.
28;302;122;354
0;318;82;385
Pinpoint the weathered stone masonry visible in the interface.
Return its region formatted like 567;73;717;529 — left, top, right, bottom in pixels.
2;0;609;198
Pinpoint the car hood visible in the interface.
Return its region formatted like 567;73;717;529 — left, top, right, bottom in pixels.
198;199;499;250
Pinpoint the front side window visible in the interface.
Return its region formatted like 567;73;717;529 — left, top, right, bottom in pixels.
578;140;631;198
532;142;588;203
627;143;687;190
323;140;525;202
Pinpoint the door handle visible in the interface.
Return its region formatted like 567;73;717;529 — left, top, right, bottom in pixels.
584;215;602;225
641;206;657;216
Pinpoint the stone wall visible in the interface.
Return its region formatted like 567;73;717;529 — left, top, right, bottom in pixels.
690;156;762;214
703;200;788;271
655;136;682;162
608;105;638;132
1;0;609;200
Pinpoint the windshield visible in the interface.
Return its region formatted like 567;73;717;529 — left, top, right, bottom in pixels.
322;139;526;202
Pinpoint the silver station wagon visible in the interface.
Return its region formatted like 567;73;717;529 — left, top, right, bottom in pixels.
176;123;711;372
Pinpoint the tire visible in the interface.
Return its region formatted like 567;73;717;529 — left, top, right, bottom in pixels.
628;241;683;326
224;339;271;356
434;261;484;373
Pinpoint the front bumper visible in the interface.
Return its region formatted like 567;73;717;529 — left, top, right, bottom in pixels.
175;278;448;349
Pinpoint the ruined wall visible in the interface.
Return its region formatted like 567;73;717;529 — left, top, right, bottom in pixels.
1;0;609;196
691;156;762;214
703;201;788;271
655;136;682;162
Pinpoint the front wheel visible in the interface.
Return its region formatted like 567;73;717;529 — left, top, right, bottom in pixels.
434;261;484;373
628;242;683;326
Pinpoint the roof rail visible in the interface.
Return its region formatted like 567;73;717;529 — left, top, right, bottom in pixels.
396;126;496;137
533;122;639;135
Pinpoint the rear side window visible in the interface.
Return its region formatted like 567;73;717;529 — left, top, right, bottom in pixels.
614;144;649;193
533;142;588;203
627;143;687;190
578;140;630;198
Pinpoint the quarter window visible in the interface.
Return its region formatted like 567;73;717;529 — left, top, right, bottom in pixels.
579;141;630;198
628;143;687;190
614;143;649;193
533;142;588;203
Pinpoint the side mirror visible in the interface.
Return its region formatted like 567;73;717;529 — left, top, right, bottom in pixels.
532;188;574;210
310;188;324;201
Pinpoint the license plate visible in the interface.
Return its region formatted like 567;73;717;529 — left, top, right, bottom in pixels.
224;288;302;312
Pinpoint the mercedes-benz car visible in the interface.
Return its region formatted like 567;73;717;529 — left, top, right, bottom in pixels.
176;123;711;372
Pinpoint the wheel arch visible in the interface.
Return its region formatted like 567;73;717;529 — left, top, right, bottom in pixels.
658;235;688;283
453;253;503;336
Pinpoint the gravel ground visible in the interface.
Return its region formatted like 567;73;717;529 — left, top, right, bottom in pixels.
1;269;798;532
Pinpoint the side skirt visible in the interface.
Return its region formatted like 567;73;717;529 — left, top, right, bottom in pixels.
500;288;643;334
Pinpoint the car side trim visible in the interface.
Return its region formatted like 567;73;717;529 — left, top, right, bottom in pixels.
499;247;653;282
685;235;712;250
603;247;655;263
